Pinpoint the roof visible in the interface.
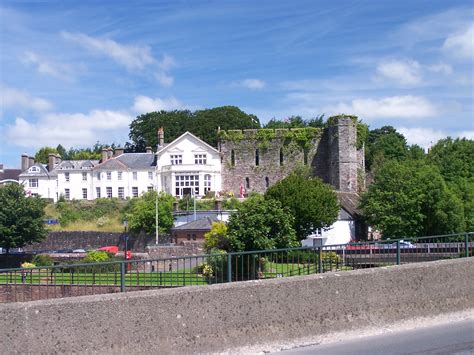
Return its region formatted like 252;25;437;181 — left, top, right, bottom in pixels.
171;217;219;231
55;160;100;171
157;131;219;155
336;191;361;217
116;153;156;169
0;168;21;182
93;158;128;171
18;163;50;177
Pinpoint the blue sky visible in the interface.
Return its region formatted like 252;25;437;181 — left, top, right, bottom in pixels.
1;0;473;168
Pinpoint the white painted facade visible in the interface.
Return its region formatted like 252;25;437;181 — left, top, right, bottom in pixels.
18;131;222;201
156;132;222;198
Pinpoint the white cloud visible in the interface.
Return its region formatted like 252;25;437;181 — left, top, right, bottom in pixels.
157;54;176;71
376;59;422;85
427;63;453;75
240;79;266;90
6;110;132;148
443;24;474;59
21;51;76;82
154;72;174;87
328;96;437;120
397;127;447;149
0;86;53;112
61;31;154;70
132;95;184;114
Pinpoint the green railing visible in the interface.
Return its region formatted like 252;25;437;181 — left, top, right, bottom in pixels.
0;232;472;303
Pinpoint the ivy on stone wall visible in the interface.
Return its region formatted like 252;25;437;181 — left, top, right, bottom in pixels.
218;127;322;151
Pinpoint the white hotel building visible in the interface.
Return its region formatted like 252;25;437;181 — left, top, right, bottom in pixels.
18;130;222;201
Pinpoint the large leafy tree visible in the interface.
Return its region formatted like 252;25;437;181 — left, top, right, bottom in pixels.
0;184;47;252
360;160;465;238
365;126;408;171
265;173;339;240
428;137;474;231
127;106;260;151
226;194;298;252
34;147;58;164
263;115;325;129
127;191;174;235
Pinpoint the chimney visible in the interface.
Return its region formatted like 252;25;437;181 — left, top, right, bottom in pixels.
48;153;56;172
28;156;35;168
114;147;124;157
21;154;29;171
146;146;153;154
101;148;108;162
157;127;164;148
0;164;3;173
55;154;62;165
107;148;113;159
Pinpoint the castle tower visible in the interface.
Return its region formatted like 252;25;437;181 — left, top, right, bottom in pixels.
327;116;360;192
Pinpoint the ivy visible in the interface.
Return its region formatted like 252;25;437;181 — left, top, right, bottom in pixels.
219;127;322;151
327;114;368;150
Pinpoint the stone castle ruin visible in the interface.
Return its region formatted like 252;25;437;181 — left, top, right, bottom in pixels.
218;116;365;196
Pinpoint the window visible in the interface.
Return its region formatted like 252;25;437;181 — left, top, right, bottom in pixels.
65;172;70;182
118;171;122;180
246;177;250;189
106;172;112;180
148;171;153;180
29;179;38;188
65;188;70;200
265;177;270;188
231;150;235;166
118;187;125;199
133;172;138;180
96;172;101;180
106;187;112;198
132;187;139;197
194;154;207;165
82;188;87;199
175;174;199;197
204;174;211;194
31;166;39;172
147;186;154;192
255;149;259;166
280;148;284;166
170;155;182;165
82;172;87;181
96;187;101;198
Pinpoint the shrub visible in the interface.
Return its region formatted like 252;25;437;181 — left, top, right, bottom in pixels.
96;216;110;227
83;250;111;263
32;254;54;266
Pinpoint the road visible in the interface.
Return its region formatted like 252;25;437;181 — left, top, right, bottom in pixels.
276;319;474;355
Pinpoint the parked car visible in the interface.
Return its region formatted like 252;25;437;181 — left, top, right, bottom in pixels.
391;240;416;249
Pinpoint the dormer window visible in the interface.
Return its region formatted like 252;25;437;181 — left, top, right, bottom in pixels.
30;166;39;173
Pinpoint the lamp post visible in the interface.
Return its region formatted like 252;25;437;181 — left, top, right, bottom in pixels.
123;218;129;255
155;188;159;245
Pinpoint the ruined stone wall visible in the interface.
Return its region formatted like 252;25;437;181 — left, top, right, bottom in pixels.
219;118;364;195
219;128;321;195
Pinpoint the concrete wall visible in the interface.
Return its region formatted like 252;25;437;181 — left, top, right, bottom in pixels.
1;258;472;354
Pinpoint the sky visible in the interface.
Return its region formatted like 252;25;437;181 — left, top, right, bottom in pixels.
0;0;473;168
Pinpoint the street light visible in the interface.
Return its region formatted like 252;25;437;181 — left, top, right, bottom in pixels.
123;218;129;255
155;187;159;245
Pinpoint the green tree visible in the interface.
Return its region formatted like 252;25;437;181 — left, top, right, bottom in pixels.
265;173;339;240
203;221;230;253
128;191;174;235
127;106;260;151
365;126;408;171
0;184;47;253
226;194;298;252
34;147;58;164
360;160;465;238
428;137;474;230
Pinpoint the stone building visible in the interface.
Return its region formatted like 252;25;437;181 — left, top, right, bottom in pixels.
218;115;365;195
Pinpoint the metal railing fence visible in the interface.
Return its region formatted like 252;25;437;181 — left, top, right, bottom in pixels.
0;232;472;303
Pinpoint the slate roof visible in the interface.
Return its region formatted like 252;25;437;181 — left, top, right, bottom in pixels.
116;153;156;169
336;191;361;217
18;163;50;177
0;168;21;182
93;158;128;171
171;217;219;231
55;160;100;170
